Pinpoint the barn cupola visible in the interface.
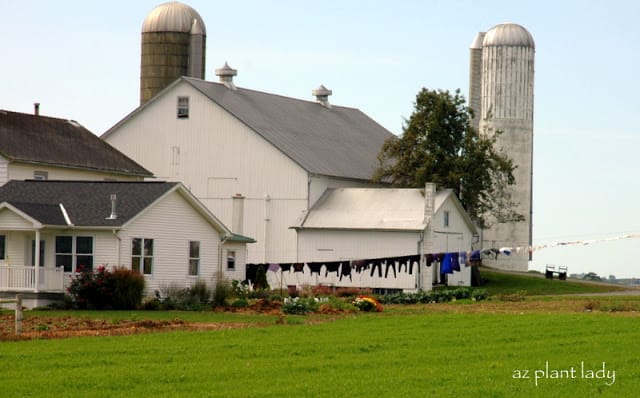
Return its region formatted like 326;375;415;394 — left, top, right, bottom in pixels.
312;85;332;108
215;62;237;90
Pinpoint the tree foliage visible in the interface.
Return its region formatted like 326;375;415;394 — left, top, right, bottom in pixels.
373;87;523;227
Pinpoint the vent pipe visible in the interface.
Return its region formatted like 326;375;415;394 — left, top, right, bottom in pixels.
34;103;40;116
106;194;118;220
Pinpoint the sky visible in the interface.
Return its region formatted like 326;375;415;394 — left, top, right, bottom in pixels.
1;0;639;278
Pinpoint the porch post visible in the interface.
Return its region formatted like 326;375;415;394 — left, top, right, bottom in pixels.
34;229;41;292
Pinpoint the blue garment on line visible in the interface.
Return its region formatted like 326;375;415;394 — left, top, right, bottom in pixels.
440;253;453;274
451;253;460;272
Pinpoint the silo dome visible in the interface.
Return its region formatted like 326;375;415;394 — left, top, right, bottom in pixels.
483;23;534;48
142;1;206;34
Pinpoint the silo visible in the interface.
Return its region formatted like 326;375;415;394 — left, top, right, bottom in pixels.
140;1;206;105
477;23;535;271
468;32;485;132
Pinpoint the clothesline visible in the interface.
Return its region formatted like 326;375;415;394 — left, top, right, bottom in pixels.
497;232;640;255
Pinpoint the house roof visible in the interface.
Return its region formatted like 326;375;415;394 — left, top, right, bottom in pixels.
0;109;152;177
105;77;395;181
295;187;477;234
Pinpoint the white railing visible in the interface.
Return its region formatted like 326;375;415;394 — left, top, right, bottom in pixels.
0;266;65;292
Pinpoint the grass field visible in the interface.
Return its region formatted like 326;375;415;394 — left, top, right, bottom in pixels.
1;301;638;397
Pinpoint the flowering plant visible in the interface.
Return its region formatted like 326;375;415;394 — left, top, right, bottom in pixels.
352;295;383;312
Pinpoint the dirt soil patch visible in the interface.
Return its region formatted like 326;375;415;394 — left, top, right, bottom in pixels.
0;314;255;341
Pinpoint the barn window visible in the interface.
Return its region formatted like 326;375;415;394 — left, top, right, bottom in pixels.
177;96;189;119
227;250;236;270
188;241;200;276
132;238;154;275
444;211;450;227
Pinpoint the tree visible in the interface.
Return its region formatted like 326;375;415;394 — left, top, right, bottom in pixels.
373;87;523;227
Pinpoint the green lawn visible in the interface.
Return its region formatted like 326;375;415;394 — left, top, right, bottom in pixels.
478;268;628;296
1;308;636;397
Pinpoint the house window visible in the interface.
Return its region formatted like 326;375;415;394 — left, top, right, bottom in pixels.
227;250;236;270
55;236;94;272
33;170;48;180
132;238;154;275
177;96;189;119
188;241;200;276
444;211;450;227
0;235;5;260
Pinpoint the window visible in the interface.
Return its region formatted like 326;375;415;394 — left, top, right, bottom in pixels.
132;238;154;275
188;241;200;276
177;96;189;119
33;170;48;180
227;250;236;270
444;211;450;227
0;235;5;260
56;236;94;272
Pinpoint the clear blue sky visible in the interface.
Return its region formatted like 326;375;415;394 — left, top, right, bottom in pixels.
1;0;639;278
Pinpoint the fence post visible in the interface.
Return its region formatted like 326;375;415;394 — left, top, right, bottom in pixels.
15;294;23;335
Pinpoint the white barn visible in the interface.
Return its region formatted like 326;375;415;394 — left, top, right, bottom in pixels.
103;71;394;264
279;184;477;292
0;180;253;308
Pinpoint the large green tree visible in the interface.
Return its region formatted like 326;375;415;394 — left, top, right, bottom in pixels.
373;87;523;227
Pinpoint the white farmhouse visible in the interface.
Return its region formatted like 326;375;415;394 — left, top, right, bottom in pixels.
103;71;393;265
0;180;253;308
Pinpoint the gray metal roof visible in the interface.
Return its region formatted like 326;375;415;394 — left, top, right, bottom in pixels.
142;1;206;34
184;78;395;181
483;23;535;49
295;188;452;231
0;109;152;177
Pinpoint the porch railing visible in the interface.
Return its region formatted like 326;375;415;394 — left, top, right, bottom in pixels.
0;266;65;292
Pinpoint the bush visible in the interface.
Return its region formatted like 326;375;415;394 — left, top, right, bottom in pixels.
352;295;383;312
231;298;249;308
155;281;211;310
471;288;489;301
67;265;145;310
212;275;231;307
281;297;322;315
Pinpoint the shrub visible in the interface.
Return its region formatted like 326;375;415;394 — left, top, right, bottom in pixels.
212;275;231;307
231;298;249;308
67;265;145;310
155;281;211;310
281;297;322;315
471;288;489;301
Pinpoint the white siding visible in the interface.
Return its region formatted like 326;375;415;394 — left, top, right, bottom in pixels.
0;208;34;230
8;163;142;182
105;81;309;264
116;190;224;294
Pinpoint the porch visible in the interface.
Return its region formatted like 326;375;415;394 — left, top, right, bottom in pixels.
0;265;65;292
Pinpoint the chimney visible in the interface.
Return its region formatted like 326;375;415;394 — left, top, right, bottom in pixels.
231;193;245;234
215;62;237;90
424;183;436;224
312;85;332;108
34;102;40;116
106;194;118;220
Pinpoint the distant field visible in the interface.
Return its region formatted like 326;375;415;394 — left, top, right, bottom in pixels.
1;300;638;397
478;268;629;296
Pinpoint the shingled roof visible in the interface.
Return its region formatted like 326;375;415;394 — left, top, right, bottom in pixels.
0;180;180;227
0;109;152;177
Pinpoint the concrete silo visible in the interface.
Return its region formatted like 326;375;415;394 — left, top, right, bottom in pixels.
469;23;535;271
140;1;206;105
